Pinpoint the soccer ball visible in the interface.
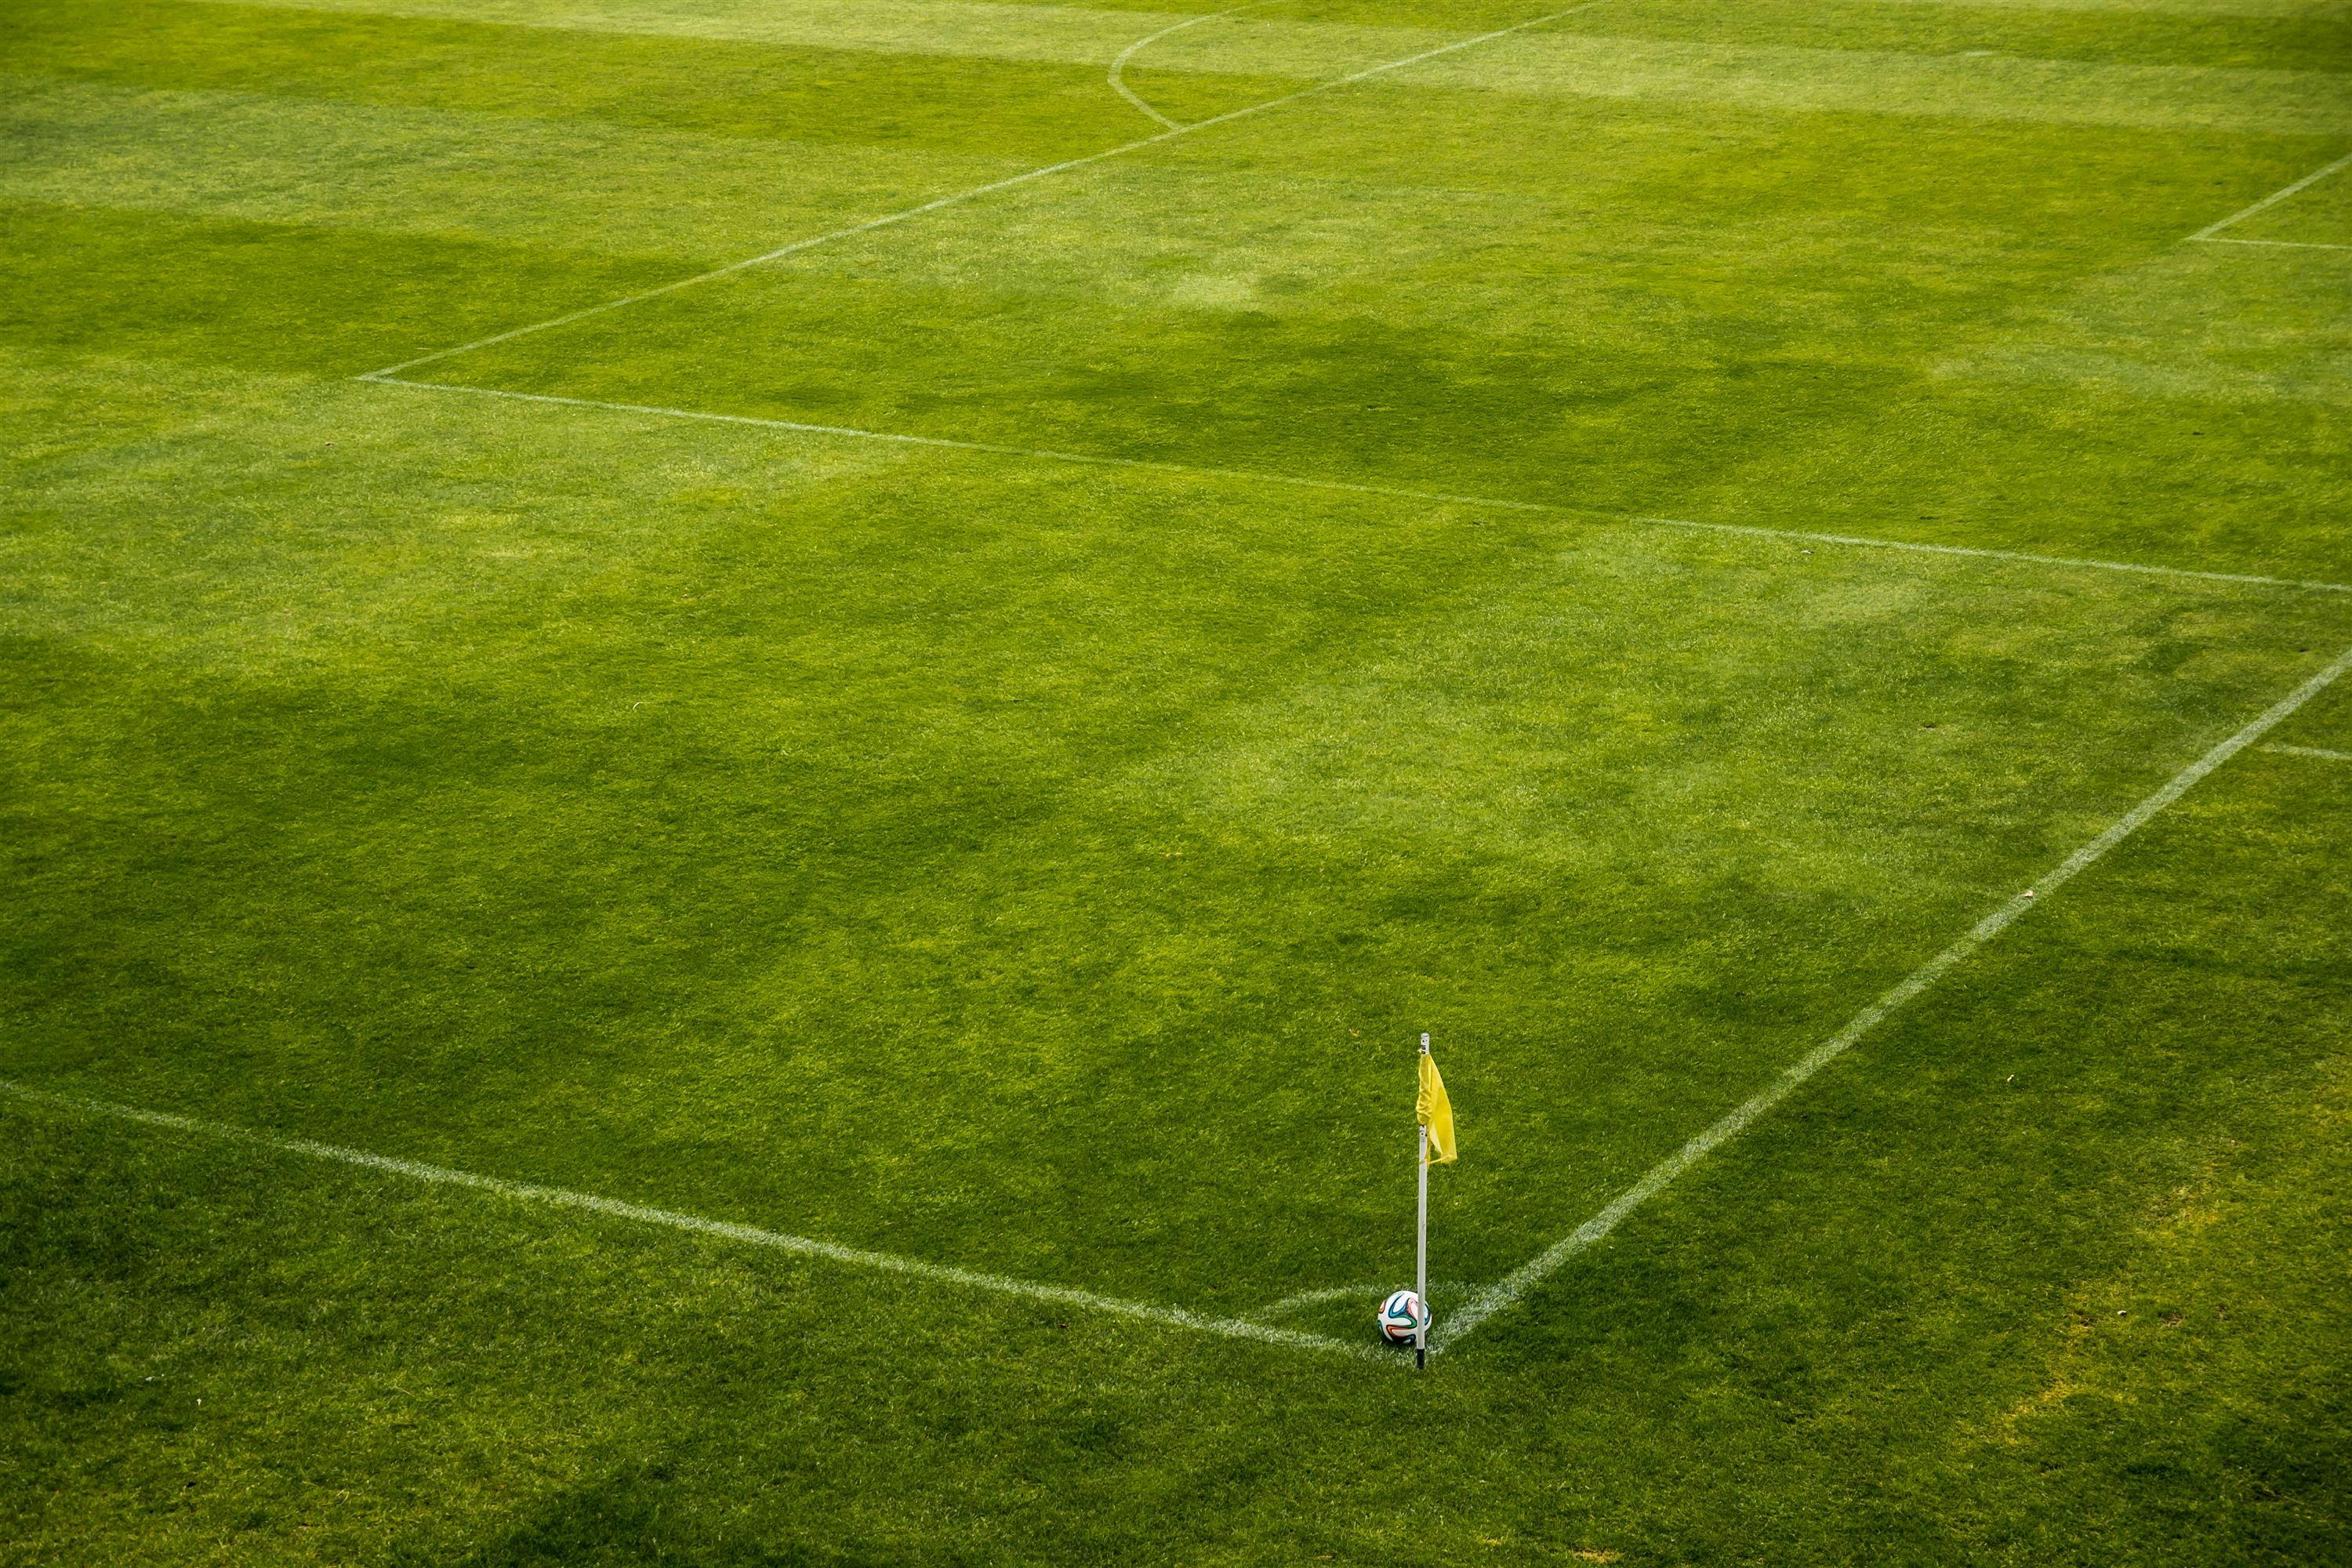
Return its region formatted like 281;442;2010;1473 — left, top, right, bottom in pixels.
1378;1289;1429;1345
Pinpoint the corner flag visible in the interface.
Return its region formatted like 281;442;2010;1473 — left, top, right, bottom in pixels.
1411;1033;1456;1368
1417;1047;1457;1164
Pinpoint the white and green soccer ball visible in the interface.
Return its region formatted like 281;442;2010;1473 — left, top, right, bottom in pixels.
1379;1289;1429;1345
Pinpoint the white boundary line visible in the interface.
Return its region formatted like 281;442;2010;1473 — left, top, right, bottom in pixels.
2193;237;2352;253
2263;742;2352;764
359;1;1614;380
2187;148;2352;243
0;1078;1381;1363
1432;640;2352;1352
1109;2;1277;132
367;376;2352;598
1618;511;2352;597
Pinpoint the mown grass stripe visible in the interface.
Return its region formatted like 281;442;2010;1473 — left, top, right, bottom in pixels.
364;376;2352;598
206;0;2352;85
1398;34;2352;135
0;74;1018;263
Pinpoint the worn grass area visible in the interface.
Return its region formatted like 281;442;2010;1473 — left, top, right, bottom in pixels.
3;0;2349;1562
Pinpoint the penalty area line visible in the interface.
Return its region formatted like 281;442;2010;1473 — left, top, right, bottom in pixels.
0;1079;1381;1363
1431;640;2352;1353
364;376;2352;600
359;0;1616;380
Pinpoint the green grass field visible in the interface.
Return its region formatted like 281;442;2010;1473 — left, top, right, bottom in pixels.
5;0;2351;1560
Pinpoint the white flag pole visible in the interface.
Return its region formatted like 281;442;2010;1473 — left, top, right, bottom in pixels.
1416;1032;1431;1370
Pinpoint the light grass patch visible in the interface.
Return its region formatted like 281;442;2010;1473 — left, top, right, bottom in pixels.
0;76;1019;262
188;0;2352;111
1948;242;2352;406
1522;0;2352;76
1392;31;2352;135
197;0;1377;67
1859;0;2347;15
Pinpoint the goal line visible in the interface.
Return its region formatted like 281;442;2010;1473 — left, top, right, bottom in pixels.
0;1077;1382;1363
359;0;1618;382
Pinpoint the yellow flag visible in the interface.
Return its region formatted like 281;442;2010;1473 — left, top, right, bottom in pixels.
1417;1050;1457;1164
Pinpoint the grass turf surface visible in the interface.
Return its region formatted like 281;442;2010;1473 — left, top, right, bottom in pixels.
4;0;2350;1560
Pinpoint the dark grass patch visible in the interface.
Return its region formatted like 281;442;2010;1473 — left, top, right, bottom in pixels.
0;203;683;375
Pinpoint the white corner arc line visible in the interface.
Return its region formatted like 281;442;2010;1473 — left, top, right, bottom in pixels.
2188;149;2352;242
1109;2;1278;132
0;1079;1381;1363
1248;1279;1472;1319
2263;742;2352;764
1432;641;2352;1354
2192;236;2352;253
357;1;1615;380
365;376;2352;599
1250;1282;1388;1317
